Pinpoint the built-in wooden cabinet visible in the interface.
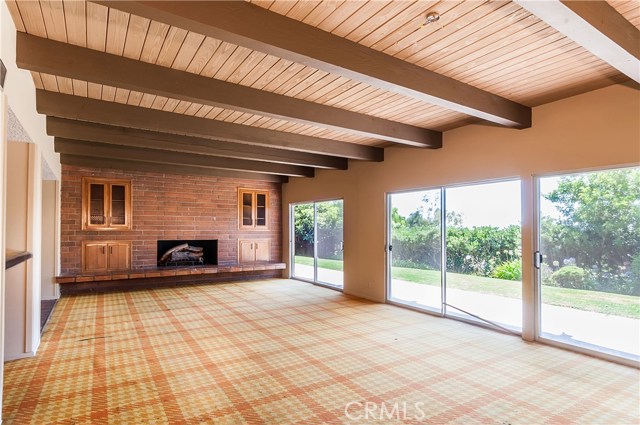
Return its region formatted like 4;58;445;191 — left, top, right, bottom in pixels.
239;240;270;263
82;241;131;272
238;188;269;229
82;177;132;230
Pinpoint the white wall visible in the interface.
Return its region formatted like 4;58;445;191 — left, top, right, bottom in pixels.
0;94;7;425
5;142;28;359
41;180;58;300
0;1;59;180
0;5;58;419
282;83;640;341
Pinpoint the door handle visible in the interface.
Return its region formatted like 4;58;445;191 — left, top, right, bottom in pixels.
534;251;543;269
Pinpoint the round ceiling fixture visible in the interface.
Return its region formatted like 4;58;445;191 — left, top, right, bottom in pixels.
422;11;440;27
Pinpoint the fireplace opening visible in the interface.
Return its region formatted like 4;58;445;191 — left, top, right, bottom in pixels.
157;240;218;267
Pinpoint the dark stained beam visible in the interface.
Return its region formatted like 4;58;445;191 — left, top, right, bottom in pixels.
17;33;440;148
96;1;531;128
36;91;383;161
60;154;288;183
47;117;347;170
54;138;314;177
516;0;640;83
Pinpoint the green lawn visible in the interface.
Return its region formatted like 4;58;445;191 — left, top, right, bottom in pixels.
295;255;344;271
294;256;640;319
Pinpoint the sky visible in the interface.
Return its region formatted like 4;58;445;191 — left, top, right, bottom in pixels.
391;178;562;228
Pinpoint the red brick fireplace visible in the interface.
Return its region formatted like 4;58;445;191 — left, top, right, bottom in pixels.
60;165;282;275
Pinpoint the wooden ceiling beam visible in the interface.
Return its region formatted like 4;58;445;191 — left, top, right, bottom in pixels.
54;138;314;177
17;33;440;148
96;1;531;128
36;90;383;161
516;0;640;83
46;117;347;170
60;154;288;183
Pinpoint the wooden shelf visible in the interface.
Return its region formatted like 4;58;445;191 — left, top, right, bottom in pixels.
6;249;32;270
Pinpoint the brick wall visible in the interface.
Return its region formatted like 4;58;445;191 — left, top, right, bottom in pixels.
60;165;282;274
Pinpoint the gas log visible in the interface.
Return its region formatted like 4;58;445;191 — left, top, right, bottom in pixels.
159;243;204;265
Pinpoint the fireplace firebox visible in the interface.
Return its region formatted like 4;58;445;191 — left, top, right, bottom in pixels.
157;240;218;267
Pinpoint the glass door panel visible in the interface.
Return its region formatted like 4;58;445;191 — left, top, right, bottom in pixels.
241;192;253;227
292;203;315;281
445;180;522;331
388;190;442;312
539;168;639;361
110;184;126;225
316;200;344;288
89;183;106;226
256;193;267;227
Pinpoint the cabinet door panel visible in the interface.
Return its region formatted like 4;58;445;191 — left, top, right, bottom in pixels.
255;240;270;262
255;192;267;227
88;183;106;226
84;243;107;271
110;184;127;226
239;240;254;263
108;243;130;270
241;191;253;227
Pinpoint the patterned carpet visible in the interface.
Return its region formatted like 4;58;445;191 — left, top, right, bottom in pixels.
3;279;639;424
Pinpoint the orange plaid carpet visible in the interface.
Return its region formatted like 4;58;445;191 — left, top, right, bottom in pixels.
3;279;639;424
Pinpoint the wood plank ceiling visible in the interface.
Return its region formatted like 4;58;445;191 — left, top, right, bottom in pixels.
6;0;638;182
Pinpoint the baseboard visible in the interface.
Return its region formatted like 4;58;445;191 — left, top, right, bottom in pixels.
4;350;35;362
342;288;384;303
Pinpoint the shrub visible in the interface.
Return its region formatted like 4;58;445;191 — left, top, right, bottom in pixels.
492;260;522;281
549;266;594;290
540;263;554;286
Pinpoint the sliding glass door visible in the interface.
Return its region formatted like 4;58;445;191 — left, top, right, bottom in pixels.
537;168;639;361
292;203;314;281
445;181;522;330
388;180;522;332
292;200;344;289
388;189;442;312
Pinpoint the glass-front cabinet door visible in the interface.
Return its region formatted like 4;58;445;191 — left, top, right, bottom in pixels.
238;189;269;229
82;178;132;230
241;191;253;227
88;182;106;226
256;193;267;227
109;183;127;226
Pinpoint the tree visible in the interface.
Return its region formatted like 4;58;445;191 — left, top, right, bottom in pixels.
293;204;314;256
293;202;344;259
542;169;640;294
